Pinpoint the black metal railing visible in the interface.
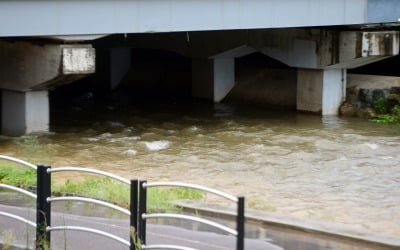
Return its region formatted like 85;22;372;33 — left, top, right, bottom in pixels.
0;155;245;250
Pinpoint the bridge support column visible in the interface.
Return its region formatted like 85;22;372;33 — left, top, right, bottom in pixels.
192;57;234;102
1;90;49;136
110;47;131;90
297;68;346;115
0;40;95;136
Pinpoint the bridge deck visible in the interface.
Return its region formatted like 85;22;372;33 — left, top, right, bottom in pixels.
0;0;399;37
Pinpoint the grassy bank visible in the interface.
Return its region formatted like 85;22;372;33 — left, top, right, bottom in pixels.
371;98;400;124
0;164;204;212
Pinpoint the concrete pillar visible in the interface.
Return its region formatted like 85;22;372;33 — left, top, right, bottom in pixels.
192;57;235;102
297;69;346;115
110;47;131;90
1;90;49;136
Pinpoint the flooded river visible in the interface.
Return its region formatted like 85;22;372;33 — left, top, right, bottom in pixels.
0;100;399;238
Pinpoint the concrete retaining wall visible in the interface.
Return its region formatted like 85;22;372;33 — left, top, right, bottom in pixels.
228;68;297;108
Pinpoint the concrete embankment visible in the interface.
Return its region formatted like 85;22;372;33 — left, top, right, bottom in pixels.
175;201;400;250
340;74;400;118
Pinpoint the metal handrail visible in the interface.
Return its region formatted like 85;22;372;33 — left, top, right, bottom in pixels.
0;211;36;228
47;167;130;185
143;182;238;203
0;183;37;199
142;213;237;236
47;196;130;216
142;244;198;250
46;226;130;247
0;155;37;170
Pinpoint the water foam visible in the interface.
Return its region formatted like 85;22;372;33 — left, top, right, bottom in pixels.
144;140;171;151
122;149;137;156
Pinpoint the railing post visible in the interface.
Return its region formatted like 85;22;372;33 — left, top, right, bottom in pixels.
236;196;245;250
36;165;51;250
130;179;138;250
138;180;147;245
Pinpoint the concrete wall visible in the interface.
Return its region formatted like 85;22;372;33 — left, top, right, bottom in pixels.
297;70;323;113
192;59;214;100
228;68;297;107
348;74;400;89
110;47;131;90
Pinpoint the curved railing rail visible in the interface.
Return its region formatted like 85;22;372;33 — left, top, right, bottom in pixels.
47;196;130;216
47;226;130;246
0;183;37;199
139;180;245;250
144;182;238;202
142;213;237;236
0;155;37;170
0;155;37;246
0;211;36;228
0;155;245;250
47;167;130;185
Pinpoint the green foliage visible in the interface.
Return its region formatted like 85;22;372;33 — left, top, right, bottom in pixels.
371;114;400;124
36;224;50;250
0;165;204;211
370;98;400;124
370;104;400;124
373;97;389;114
148;187;204;212
55;177;204;211
1;230;15;250
391;105;400;115
130;226;142;250
0;164;36;188
54;177;130;208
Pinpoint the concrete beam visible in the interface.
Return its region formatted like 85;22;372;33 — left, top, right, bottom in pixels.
260;30;399;69
0;41;95;92
1;90;49;136
0;41;95;136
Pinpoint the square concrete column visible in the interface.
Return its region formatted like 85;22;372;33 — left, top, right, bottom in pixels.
297;69;346;115
1;90;49;136
192;57;235;102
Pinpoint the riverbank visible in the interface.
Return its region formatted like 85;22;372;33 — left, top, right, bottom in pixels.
340;74;400;123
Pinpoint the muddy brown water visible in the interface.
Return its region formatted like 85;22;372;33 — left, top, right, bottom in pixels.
1;101;399;238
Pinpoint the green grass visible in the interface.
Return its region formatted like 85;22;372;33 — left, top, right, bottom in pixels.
371;114;400;124
0;165;36;188
0;164;204;211
371;104;400;124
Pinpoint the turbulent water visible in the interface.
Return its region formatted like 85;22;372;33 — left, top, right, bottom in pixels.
1;101;399;237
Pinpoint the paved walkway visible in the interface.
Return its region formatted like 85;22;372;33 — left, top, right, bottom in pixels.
0;204;281;250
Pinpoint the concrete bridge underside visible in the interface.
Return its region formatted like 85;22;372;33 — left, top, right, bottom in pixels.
97;29;399;113
1;28;400;136
1;0;400;37
1;0;400;136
